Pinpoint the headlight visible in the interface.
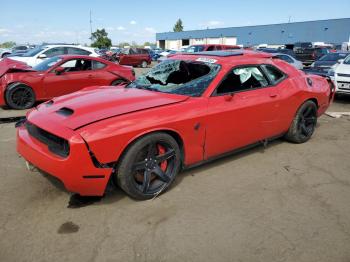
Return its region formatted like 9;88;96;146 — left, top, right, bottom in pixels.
328;69;335;77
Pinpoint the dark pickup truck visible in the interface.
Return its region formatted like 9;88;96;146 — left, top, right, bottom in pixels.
293;42;330;66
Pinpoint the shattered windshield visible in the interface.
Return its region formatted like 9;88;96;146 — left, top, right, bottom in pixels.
127;59;221;97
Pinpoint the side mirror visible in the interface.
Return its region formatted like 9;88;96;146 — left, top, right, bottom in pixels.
338;59;344;64
55;67;65;75
38;54;47;59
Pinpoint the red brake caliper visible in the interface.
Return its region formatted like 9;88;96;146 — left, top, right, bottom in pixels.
157;145;168;171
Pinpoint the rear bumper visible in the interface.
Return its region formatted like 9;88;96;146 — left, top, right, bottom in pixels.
16;124;113;196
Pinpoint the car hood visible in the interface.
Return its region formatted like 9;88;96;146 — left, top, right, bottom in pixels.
7;56;31;63
314;61;336;68
335;63;350;74
31;86;189;130
0;58;35;78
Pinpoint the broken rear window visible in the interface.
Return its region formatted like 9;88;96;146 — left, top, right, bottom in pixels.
127;59;220;97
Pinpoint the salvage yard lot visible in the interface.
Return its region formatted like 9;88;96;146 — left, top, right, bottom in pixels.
0;66;350;261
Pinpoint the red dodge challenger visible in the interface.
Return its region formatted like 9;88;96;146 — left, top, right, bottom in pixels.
16;51;335;200
0;55;135;109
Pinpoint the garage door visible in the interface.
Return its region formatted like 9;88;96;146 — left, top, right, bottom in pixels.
167;40;179;50
225;37;237;45
207;38;221;44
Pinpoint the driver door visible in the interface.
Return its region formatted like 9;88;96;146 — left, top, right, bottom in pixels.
204;65;283;159
43;59;95;98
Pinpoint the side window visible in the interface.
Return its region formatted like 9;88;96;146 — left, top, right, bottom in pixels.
277;55;293;64
43;47;65;57
215;45;222;50
206;45;215;51
262;65;285;83
59;59;92;72
67;47;91;55
215;66;269;95
129;48;136;55
92;60;106;70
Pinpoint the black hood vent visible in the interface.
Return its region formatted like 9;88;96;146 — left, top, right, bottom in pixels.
56;107;74;117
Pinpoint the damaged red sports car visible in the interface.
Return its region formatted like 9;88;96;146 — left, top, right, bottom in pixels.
0;56;135;109
16;50;335;200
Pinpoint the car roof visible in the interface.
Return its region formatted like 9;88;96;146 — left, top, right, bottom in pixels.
173;50;273;64
57;55;109;62
43;44;93;50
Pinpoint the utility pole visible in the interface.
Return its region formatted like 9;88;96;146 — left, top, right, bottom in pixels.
89;10;93;44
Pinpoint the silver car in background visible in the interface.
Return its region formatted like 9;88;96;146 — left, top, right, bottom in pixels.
273;53;304;70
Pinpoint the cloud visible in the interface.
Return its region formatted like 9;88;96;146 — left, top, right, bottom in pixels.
106;26;115;31
145;27;156;33
117;26;126;31
200;20;225;28
130;20;137;25
0;28;11;35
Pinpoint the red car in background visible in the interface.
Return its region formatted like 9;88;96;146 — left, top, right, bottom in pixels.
17;50;334;199
0;55;135;109
185;44;241;52
116;48;152;68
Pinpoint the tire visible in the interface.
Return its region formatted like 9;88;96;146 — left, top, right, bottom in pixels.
285;100;317;143
141;60;148;68
2;53;10;58
5;83;35;110
115;132;182;200
111;79;127;86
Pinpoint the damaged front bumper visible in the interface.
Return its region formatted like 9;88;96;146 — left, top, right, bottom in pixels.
16;121;113;196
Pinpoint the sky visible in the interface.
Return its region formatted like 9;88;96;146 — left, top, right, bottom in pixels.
0;0;349;45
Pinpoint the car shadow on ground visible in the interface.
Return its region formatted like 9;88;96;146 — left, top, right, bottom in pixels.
334;94;350;104
170;138;285;191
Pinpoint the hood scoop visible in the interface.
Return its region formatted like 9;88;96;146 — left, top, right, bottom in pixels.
56;107;74;117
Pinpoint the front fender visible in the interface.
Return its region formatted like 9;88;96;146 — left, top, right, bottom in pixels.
78;98;208;166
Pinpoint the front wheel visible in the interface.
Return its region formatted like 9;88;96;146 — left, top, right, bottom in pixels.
5;83;35;110
140;60;148;68
285;100;317;143
115;133;181;200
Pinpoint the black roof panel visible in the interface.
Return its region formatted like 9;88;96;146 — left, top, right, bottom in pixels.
183;51;244;57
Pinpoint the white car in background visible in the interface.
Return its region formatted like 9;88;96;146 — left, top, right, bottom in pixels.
0;48;12;58
273;53;304;70
332;55;350;94
7;45;99;67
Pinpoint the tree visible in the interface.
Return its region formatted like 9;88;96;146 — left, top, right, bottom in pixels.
173;19;184;32
90;29;112;48
118;42;130;48
0;41;16;48
143;41;155;47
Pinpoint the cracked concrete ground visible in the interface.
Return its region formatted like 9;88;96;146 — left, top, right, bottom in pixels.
0;70;350;261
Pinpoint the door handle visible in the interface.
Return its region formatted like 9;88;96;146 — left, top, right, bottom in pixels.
88;74;93;78
269;94;278;98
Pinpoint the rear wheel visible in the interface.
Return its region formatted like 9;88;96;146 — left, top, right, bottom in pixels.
5;83;35;110
285;100;317;143
115;133;181;200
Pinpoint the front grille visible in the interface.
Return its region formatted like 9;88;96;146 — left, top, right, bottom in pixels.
25;122;70;158
337;73;350;78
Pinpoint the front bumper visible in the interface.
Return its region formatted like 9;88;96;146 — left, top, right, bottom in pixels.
16;123;113;196
335;76;350;94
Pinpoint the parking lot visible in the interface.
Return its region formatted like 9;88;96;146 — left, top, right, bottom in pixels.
0;64;349;261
